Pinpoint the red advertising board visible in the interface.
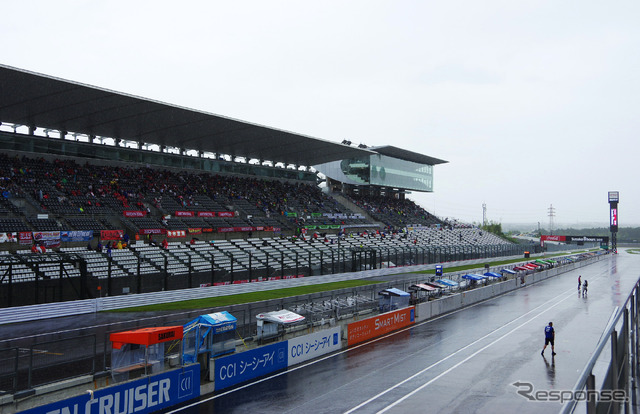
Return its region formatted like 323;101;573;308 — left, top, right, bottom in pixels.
218;227;235;233
175;211;194;217
540;235;566;242
123;210;146;218
197;211;216;217
347;307;415;346
217;211;235;217
100;230;124;241
19;231;33;245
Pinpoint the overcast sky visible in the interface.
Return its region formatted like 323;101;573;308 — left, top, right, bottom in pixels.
3;1;639;229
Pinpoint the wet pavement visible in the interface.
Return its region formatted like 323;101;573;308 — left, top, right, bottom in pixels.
168;251;640;413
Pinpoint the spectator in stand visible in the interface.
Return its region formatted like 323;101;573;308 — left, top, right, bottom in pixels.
162;238;169;249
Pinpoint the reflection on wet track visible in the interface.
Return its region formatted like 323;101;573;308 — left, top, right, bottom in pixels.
170;253;639;413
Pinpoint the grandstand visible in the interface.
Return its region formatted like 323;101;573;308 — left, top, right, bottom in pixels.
0;64;525;307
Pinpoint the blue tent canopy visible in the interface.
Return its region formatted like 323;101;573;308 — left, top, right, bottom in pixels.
484;272;503;278
500;269;517;274
462;274;486;281
183;311;237;363
184;311;237;335
436;278;459;287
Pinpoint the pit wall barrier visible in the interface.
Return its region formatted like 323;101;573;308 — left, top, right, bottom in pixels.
212;326;342;390
14;364;200;414
414;255;602;321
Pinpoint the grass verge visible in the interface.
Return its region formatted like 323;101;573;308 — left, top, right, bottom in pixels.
110;279;383;312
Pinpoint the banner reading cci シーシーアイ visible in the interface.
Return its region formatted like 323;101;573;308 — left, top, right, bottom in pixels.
214;341;288;390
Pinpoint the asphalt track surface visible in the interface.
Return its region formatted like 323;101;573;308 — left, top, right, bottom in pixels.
165;251;640;414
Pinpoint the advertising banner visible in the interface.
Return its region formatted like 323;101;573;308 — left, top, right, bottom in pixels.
61;230;93;242
347;307;415;346
138;229;166;235
175;211;194;217
540;235;566;242
217;211;235;217
197;211;216;217
287;327;341;366
541;235;609;243
167;230;186;238
20;364;200;414
214;342;288;390
0;232;17;243
187;228;202;235
19;231;33;245
218;227;235;233
123;210;146;218
33;231;61;248
101;230;124;241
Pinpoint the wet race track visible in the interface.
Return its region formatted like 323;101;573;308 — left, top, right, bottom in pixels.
168;252;640;414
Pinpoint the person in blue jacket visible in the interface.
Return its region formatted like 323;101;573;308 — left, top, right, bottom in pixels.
541;322;556;356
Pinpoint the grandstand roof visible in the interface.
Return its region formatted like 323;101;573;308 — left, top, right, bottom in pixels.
0;64;375;167
370;145;447;165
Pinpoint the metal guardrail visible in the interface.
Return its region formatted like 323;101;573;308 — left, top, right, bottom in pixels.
561;276;640;414
0;255;529;325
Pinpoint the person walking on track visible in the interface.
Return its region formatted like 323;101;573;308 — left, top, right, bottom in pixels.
541;322;556;356
578;275;581;291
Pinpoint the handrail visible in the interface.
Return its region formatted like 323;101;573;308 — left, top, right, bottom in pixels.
561;278;640;414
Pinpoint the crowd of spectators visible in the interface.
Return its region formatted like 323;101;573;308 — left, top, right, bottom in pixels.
1;154;425;233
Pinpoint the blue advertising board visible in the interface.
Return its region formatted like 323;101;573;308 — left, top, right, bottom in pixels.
61;230;94;242
20;364;200;414
214;341;288;390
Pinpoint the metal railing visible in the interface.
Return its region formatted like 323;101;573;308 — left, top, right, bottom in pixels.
562;277;640;414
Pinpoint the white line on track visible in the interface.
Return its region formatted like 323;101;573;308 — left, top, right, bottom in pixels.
169;269;593;413
349;269;608;413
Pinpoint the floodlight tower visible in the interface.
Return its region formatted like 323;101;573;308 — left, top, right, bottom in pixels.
608;191;619;253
